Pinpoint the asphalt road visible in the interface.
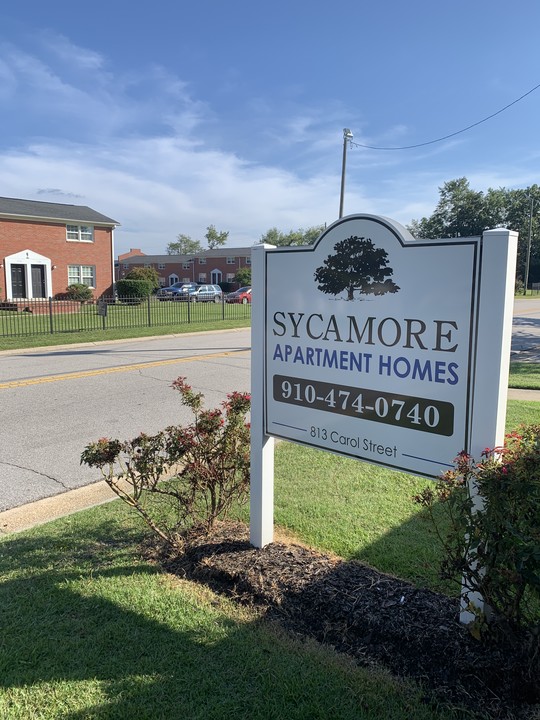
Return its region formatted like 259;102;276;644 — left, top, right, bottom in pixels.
1;298;539;513
510;297;540;361
0;328;251;511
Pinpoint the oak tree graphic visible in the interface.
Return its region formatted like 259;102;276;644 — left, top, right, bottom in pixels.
314;235;400;301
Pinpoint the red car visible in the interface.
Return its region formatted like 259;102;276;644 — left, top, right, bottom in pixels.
225;287;252;304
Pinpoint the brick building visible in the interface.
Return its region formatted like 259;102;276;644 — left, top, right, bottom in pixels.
0;197;118;300
117;247;252;288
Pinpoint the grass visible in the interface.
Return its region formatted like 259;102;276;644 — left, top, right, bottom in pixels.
509;361;540;389
0;505;464;720
235;399;539;595
0;401;536;718
0;315;250;351
0;327;537;717
506;397;540;426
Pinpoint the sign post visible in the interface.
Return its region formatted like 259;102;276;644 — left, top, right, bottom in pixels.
250;243;275;548
250;215;517;619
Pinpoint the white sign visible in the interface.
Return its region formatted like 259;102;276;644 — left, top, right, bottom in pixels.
261;215;517;479
250;215;517;548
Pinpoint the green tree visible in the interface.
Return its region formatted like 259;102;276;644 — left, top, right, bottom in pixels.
258;225;324;246
205;225;229;249
408;178;489;239
125;266;160;291
314;236;400;301
408;178;540;284
234;267;251;286
167;234;203;255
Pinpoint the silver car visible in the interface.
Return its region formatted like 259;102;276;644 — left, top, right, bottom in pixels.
187;284;223;303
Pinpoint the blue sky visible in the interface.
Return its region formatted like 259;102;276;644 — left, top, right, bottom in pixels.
1;1;539;255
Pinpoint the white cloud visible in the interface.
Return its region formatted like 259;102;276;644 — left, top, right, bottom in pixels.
1;34;538;258
41;32;104;71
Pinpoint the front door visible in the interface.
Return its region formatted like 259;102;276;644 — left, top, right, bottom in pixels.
11;264;27;299
31;265;46;298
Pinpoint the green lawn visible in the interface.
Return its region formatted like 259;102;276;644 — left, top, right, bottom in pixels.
0;327;537;717
509;362;540;389
0;400;535;718
0;504;464;720
0;314;250;351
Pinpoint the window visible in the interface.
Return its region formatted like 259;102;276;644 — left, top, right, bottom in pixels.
66;225;94;242
199;257;206;265
182;262;192;269
122;263;129;269
226;273;235;282
144;263;151;268
246;256;251;265
226;256;236;265
68;265;95;287
158;263;165;270
198;273;207;282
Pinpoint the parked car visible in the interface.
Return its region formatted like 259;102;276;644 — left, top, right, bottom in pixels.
226;287;252;304
183;284;223;303
157;282;198;301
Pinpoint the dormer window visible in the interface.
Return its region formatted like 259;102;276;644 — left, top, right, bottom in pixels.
67;225;94;242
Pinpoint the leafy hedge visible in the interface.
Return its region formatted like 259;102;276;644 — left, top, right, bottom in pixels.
116;279;154;303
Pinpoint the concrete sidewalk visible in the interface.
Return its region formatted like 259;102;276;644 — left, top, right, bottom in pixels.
1;387;538;537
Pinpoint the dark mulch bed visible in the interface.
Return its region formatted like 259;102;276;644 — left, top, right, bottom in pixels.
160;521;539;720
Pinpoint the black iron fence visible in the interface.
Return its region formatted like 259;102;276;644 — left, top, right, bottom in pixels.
0;295;251;338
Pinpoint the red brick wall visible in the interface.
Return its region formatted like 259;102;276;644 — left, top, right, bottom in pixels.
0;218;114;298
120;255;251;286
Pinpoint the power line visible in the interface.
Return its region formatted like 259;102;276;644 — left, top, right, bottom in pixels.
349;81;540;150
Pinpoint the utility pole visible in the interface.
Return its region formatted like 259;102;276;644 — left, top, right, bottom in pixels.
339;128;353;218
523;195;534;295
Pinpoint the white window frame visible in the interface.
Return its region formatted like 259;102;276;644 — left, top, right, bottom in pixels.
226;256;236;265
198;273;207;282
226;273;235;282
198;257;206;265
182;261;192;269
66;225;94;242
68;264;96;288
158;263;165;270
246;256;251;265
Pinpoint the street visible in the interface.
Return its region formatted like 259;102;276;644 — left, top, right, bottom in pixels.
0;328;251;511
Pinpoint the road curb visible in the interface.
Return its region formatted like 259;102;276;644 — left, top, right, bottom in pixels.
0;326;250;357
0;481;118;535
507;388;540;401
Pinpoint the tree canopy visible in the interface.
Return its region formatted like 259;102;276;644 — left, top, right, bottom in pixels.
167;226;230;254
167;234;203;255
314;236;400;301
205;225;229;249
408;178;540;284
259;225;325;246
234;266;251;286
125;266;160;290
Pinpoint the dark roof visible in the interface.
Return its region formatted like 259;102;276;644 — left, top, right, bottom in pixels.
121;248;252;264
0;196;119;226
